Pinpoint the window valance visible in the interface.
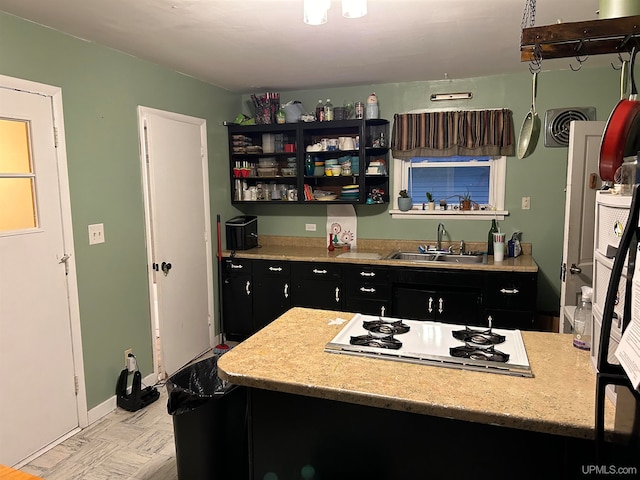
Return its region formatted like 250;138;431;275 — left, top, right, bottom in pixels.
391;109;515;158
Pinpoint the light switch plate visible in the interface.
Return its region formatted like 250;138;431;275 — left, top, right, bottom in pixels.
88;223;105;245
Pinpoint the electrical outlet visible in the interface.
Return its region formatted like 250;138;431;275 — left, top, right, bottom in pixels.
521;197;531;210
88;223;105;245
305;223;316;232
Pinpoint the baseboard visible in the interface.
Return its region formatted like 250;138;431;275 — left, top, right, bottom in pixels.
88;372;159;424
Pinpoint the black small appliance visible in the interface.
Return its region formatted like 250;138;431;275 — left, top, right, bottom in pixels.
226;215;258;250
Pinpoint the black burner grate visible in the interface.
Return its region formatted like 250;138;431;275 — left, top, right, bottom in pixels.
452;326;506;345
363;319;410;335
350;333;402;349
449;343;510;363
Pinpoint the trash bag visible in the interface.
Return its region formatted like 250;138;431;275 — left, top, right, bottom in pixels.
166;354;234;415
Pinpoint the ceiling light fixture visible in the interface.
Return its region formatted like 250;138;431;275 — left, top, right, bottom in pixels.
342;0;367;19
304;0;367;25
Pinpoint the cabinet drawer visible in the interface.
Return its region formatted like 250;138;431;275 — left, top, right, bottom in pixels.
593;256;626;332
252;259;291;277
292;262;342;279
223;257;252;274
595;196;630;258
344;265;390;298
484;273;536;309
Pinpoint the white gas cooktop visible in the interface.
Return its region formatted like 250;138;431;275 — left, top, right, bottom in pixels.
325;313;533;377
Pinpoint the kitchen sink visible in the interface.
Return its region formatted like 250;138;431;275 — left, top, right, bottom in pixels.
385;251;485;264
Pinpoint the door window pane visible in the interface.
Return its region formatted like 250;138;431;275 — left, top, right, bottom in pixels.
0;118;37;232
0;178;37;230
0;119;32;173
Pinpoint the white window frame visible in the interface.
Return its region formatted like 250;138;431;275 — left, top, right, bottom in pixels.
391;155;508;220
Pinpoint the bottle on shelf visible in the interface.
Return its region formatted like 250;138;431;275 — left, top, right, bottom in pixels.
573;286;592;350
276;105;286;124
316;100;325;122
324;99;334;121
365;93;379;119
487;219;498;255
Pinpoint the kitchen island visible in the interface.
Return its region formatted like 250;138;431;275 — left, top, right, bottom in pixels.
218;307;637;479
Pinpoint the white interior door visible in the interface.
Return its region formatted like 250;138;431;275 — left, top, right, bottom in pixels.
0;84;82;466
560;120;605;333
138;107;214;377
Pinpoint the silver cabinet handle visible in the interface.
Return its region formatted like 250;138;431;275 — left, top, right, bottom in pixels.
360;271;375;277
438;297;444;314
269;266;283;272
500;288;520;294
380;306;386;316
335;287;340;303
245;280;251;295
230;263;243;269
428;296;433;313
313;269;328;274
284;283;289;298
360;287;376;293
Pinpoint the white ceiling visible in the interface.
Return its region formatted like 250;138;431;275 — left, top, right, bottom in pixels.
0;0;610;93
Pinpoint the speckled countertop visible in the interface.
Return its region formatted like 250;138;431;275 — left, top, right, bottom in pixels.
224;236;538;272
218;307;615;440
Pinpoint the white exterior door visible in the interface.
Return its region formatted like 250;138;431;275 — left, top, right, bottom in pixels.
138;107;214;377
0;81;83;466
560;121;605;333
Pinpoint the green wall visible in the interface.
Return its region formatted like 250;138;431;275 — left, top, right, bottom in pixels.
239;68;620;313
0;12;238;409
1;10;622;410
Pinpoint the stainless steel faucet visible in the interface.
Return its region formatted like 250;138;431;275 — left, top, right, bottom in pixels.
437;222;446;251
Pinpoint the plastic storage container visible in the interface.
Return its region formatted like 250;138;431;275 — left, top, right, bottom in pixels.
573;286;593;350
166;355;249;480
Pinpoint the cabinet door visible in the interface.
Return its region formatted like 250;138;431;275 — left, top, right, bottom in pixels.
291;262;343;311
392;286;482;325
253;260;291;331
344;264;391;316
221;258;253;341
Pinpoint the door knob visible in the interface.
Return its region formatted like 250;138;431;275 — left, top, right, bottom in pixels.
569;264;582;274
161;262;172;275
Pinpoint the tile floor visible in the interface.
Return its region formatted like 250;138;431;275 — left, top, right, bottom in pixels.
19;386;179;480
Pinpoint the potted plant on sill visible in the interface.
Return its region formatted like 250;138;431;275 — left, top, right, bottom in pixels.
460;191;472;211
398;189;413;211
426;192;435;210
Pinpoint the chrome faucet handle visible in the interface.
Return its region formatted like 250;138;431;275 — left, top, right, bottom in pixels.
460;240;465;254
447;245;454;253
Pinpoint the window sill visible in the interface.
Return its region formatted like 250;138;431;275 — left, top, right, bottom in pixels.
389;209;509;220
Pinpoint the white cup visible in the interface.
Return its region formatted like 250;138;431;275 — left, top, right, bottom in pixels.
493;234;505;262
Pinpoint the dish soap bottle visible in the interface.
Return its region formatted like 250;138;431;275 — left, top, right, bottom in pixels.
487;219;498;255
324;99;334;121
573;286;593;350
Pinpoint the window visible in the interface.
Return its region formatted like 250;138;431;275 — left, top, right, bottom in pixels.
392;155;507;218
0;118;38;232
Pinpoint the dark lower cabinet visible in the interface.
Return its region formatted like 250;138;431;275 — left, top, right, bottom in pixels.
392;285;483;325
253;260;291;331
390;267;484;325
221;258;253;341
249;388;612;479
291;262;343;311
483;272;538;330
221;257;539;339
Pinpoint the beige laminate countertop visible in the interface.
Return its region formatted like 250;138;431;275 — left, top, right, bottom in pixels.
218;307;614;440
223;236;538;272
